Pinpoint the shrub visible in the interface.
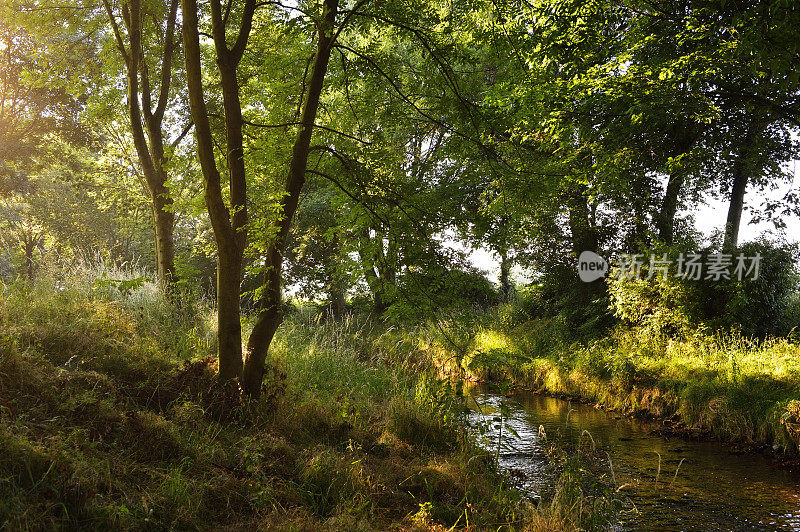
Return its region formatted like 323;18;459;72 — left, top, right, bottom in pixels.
385;268;499;322
608;265;699;341
718;241;798;337
494;285;547;330
609;240;798;339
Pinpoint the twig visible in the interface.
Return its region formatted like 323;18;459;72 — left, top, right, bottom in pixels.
605;451;617;488
669;458;685;488
653;451;662;485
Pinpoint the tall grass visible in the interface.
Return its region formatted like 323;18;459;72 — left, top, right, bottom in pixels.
446;295;800;453
1;260;548;530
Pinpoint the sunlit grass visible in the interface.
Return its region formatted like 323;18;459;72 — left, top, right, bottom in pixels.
452;308;800;452
0;264;550;529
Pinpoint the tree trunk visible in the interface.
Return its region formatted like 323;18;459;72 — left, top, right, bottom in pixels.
23;233;36;280
567;184;600;302
656;171;685;244
241;0;339;398
358;232;392;315
376;239;397;309
152;185;175;287
656;129;696;244
217;249;243;380
330;286;346;317
723;118;766;251
723;149;753;251
723;166;747;250
363;260;388;314
499;249;511;297
567;185;597;257
181;0;256;382
103;0;179;290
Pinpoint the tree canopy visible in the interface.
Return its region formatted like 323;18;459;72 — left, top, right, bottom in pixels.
1;0;798;393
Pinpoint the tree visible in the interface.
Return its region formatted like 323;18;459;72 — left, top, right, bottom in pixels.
0;136;142;279
0;0;93;186
283;175;350;315
242;0;341;395
181;0;340;395
101;0;184;289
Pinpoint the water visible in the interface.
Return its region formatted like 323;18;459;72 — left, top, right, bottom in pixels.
467;385;800;530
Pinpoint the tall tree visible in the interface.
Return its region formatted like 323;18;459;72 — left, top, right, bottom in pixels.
101;0;182;289
181;0;256;381
182;0;340;395
242;0;340;396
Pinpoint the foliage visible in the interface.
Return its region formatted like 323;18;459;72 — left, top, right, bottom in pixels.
384;268;501;322
2;0;800;526
609;240;799;339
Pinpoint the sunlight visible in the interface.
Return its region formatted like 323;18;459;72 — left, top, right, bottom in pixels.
2;0;799;529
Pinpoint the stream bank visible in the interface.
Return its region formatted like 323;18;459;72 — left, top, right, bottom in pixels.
468;383;800;531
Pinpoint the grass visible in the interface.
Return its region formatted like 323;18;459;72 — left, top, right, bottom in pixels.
448;302;800;455
0;265;617;530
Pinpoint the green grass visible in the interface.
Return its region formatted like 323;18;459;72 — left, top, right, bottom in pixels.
2;269;619;530
451;310;800;454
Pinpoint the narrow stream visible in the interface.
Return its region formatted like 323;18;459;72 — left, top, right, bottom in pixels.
467;384;800;531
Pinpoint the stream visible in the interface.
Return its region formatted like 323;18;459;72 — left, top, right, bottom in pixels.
467;384;800;531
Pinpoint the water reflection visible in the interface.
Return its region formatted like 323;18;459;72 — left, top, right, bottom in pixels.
467;385;800;531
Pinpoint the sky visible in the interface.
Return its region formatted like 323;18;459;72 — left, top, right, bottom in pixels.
695;158;800;244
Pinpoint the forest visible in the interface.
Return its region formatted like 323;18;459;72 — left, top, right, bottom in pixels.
1;0;800;529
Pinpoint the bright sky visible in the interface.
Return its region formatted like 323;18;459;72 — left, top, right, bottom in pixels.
694;158;800;245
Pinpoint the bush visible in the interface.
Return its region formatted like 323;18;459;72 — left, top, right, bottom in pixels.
609;240;798;339
494;285;547;330
718;241;798;337
608;265;700;341
531;257;615;342
385;268;500;322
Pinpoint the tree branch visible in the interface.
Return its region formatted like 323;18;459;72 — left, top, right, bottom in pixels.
100;0;129;66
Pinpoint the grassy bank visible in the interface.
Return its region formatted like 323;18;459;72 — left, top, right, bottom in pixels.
450;311;800;455
0;268;616;530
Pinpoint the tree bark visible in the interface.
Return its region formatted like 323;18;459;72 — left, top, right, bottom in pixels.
360;247;386;313
499;249;511;297
153;187;175;286
242;0;339;397
567;184;597;257
656;127;696;244
217;250;243;379
723;117;767;251
376;237;397;303
567;183;601;302
22;232;38;280
656;171;685;244
182;0;256;382
723;162;748;250
358;230;392;315
103;0;179;291
330;286;346;317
